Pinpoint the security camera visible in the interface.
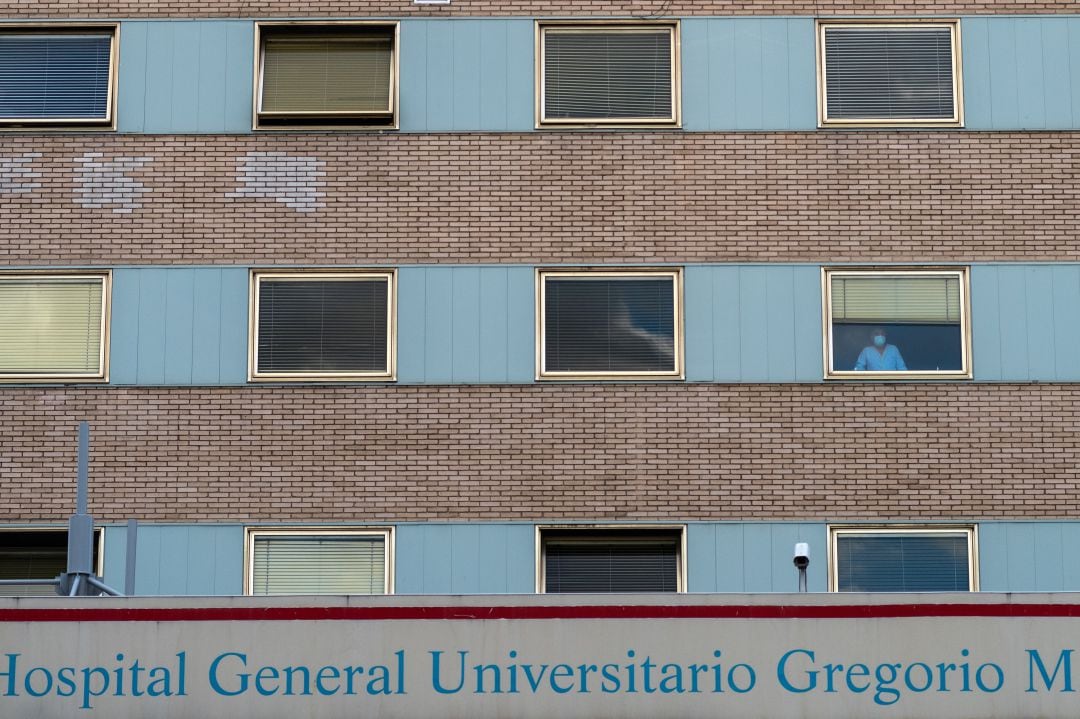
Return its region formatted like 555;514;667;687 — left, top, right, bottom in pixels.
793;543;810;570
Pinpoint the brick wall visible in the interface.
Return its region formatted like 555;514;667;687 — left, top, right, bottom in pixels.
1;132;1078;265
1;384;1075;522
3;1;1078;19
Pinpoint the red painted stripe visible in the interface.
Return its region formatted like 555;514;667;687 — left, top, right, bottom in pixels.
2;603;1080;623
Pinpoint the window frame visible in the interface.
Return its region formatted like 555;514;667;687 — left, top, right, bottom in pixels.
0;270;111;384
536;267;685;381
816;19;964;129
0;23;119;130
0;526;105;596
248;268;397;383
252;20;400;131
822;266;972;381
535;524;687;594
535;20;682;129
827;524;979;593
243;527;394;596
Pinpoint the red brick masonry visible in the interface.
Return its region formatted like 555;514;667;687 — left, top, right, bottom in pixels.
2;132;1078;265
3;1;1078;19
0;384;1074;522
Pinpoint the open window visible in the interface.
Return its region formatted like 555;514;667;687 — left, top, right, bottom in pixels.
817;20;963;127
824;267;971;380
245;528;392;595
538;268;683;380
538;526;685;593
0;528;103;596
829;525;977;592
255;22;398;129
537;21;680;127
0;25;117;129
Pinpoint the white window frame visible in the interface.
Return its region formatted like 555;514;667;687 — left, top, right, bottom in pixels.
253;21;400;131
244;527;394;596
536;20;681;128
0;270;111;383
536;267;684;381
828;524;979;593
248;269;397;383
535;524;687;594
0;23;119;130
822;266;972;381
816;19;964;128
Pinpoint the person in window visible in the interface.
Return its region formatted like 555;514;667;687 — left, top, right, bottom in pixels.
854;327;907;371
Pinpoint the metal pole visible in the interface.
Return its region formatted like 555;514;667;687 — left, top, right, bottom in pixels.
76;421;88;515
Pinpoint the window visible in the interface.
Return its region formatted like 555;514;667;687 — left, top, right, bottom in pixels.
538;22;680;127
823;267;970;379
245;528;392;596
829;526;977;592
538;268;683;380
0;272;110;382
0;25;117;128
249;270;395;382
818;20;962;127
255;22;398;129
0;529;103;596
539;527;684;593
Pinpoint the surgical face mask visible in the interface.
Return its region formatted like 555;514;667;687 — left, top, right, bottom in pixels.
873;335;887;348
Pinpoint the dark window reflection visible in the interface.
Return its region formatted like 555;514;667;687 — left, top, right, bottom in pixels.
258;279;388;373
545;276;675;373
833;322;963;372
837;534;969;592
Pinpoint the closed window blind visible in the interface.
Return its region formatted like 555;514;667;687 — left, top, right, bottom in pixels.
544;29;673;121
831;275;961;324
256;277;389;375
0;531;67;597
261;31;393;115
0;277;104;376
836;533;971;592
544;532;679;593
0;32;112;121
545;276;676;373
251;534;386;595
824;25;955;121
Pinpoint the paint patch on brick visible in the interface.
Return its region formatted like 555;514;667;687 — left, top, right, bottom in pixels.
0;153;42;195
74;153;153;214
226;151;326;213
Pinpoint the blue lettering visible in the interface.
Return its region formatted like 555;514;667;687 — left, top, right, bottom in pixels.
846;663;870;693
975;663;1004;693
208;652;249;697
777;649;816;693
600;664;621;693
80;667;109;710
24;667;52;697
56;667;76;698
873;664;901;707
316;666;340;696
728;664;756;694
1028;650;1075;693
549;664;574;694
0;654;18;697
255;666;279;695
430;651;467;694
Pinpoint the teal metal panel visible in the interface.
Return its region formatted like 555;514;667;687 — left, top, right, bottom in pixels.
117;22;148;132
1032;523;1065;592
682;18;815;131
452;267;481;382
478;268;510;382
136;268;168;384
792;266;823;382
1041;20;1073;128
740;524;773;590
765;267;797;380
1024;266;1056;379
505;266;535;382
164;269;196;384
687;523;826;593
103;524;244;596
738;267;769;382
109;270;141;384
1062;524;1080;590
988;20;1021;129
396;267;427;383
685;523;718;592
191;269;224;384
1051;266;1080;381
980;523;1080;592
396;524;534;594
217;268;249;383
683;266;714;382
1072;21;1080;127
118;21;252;134
400;19;533;132
970;266;1003;380
976;522;1008;591
996;266;1030;379
424;268;454;383
961;18;992;130
1004;523;1038;590
1015;19;1046;129
710;266;741;380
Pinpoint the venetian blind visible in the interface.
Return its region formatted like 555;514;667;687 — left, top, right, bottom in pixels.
824;26;955;121
0;532;66;598
831;275;961;323
257;277;388;374
545;535;679;593
836;534;970;592
545;276;675;373
0;277;104;375
251;535;385;595
261;33;393;114
544;30;673;120
0;33;112;121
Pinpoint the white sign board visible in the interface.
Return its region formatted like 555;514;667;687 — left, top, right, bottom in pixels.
3;593;1080;718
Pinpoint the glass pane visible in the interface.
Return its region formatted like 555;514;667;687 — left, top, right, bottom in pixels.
830;274;963;373
262;32;392;114
0;33;112;120
837;533;970;592
252;535;385;595
0;277;104;375
545;538;678;593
